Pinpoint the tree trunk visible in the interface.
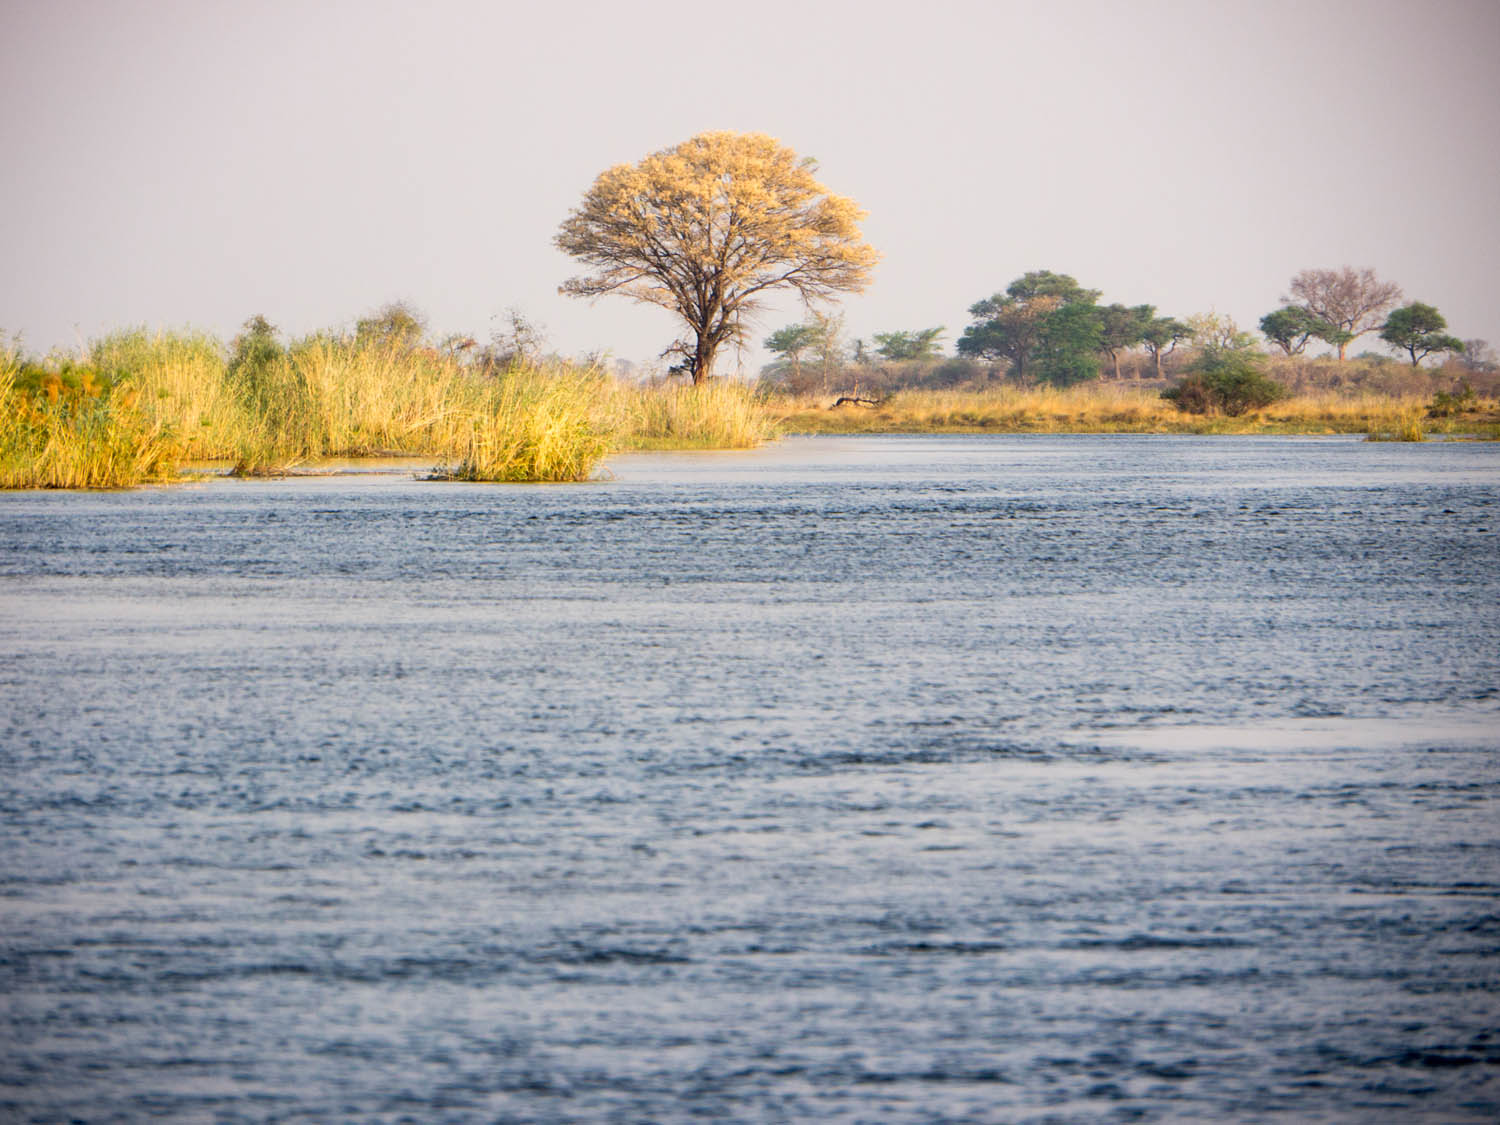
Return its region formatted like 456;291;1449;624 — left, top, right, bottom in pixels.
693;336;716;385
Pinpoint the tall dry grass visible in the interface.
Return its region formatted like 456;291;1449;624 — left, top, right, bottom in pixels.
0;365;180;489
613;380;776;449
431;365;615;482
89;329;236;458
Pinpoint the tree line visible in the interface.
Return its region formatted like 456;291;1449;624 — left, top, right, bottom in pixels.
761;265;1480;398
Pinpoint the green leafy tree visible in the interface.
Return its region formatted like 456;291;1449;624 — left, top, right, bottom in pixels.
1379;302;1465;367
873;327;946;361
765;323;817;381
957;271;1100;384
1035;301;1103;386
1099;304;1153;378
227;315;284;381
1259;306;1331;356
1141;316;1190;379
557;131;877;384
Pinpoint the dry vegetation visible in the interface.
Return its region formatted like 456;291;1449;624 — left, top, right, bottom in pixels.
766;382;1499;439
0;328;775;488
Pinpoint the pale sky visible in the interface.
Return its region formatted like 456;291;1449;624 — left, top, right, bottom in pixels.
3;0;1497;371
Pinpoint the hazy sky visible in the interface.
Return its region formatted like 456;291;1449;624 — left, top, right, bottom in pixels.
3;0;1498;370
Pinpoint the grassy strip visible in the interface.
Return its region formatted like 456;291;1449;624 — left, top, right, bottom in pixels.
614;380;776;450
8;328;1495;490
766;385;1500;438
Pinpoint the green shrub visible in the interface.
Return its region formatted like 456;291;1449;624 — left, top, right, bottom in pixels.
1163;350;1287;416
1427;381;1477;417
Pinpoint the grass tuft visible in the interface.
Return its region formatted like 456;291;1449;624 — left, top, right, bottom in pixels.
616;380;776;449
430;365;614;482
1365;408;1427;442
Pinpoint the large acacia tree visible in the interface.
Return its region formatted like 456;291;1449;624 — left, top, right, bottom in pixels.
556;132;878;384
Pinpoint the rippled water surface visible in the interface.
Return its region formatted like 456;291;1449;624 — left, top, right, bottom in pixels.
2;435;1498;1122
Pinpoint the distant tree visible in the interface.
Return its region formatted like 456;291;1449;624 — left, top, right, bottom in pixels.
1099;304;1153;379
1259;305;1331;356
958;271;1100;384
873;327;945;361
485;307;548;367
1284;267;1403;360
1456;338;1498;373
806;310;847;388
227;315;284;381
765;323;817;381
1379;302;1465;367
355;301;426;350
1140;316;1191;379
1188;310;1257;353
1035;301;1104;386
556;131;877;385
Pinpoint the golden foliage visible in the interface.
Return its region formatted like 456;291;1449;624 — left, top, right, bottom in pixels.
557;131;877;382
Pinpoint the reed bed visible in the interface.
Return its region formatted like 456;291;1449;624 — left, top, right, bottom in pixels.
0;368;181;489
431;366;614;482
613;380;777;449
89;329;238;458
1365;408;1428;442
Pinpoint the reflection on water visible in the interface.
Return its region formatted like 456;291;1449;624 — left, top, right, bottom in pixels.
1;435;1497;1122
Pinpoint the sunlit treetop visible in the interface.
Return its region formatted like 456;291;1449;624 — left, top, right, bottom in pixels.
556;131;878;383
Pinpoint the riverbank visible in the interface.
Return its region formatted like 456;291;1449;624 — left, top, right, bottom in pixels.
6;329;1497;489
766;384;1500;438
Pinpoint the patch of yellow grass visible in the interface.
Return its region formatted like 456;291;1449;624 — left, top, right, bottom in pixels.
614;380;777;449
768;384;1464;436
0;369;180;488
430;365;615;482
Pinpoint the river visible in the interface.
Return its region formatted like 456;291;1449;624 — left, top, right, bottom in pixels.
1;434;1497;1122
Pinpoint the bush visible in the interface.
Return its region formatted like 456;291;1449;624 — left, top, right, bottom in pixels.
1162;349;1286;416
1427;381;1477;417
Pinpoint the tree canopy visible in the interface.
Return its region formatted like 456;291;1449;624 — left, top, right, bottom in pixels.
1379;302;1464;367
1140;316;1191;378
1099;304;1153;379
556;131;878;384
957;271;1102;384
873;327;946;361
1259;305;1331;356
1283;267;1403;361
